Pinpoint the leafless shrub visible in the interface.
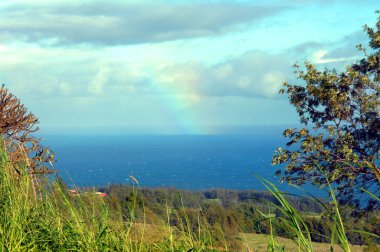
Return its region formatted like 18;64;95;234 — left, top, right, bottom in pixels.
0;84;55;181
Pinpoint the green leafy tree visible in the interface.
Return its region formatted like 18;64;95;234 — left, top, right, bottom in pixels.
272;14;380;211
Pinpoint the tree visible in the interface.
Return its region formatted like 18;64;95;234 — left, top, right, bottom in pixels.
272;14;380;211
0;84;55;194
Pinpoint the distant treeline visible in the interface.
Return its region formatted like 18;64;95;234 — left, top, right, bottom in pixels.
87;184;378;246
97;185;324;211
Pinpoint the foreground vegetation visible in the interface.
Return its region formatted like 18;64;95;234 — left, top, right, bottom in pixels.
0;144;227;251
96;183;379;246
1;141;379;251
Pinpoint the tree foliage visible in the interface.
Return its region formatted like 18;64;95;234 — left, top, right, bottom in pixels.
0;84;55;177
272;15;380;211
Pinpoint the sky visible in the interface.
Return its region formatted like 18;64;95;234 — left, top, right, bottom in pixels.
0;0;378;135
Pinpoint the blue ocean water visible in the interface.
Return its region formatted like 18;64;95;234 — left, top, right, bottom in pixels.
42;134;320;195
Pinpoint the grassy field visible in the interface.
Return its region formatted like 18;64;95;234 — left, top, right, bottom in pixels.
240;233;367;252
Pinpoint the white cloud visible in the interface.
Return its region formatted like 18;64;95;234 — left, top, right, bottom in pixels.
88;66;111;95
261;72;284;97
59;82;72;96
312;49;359;64
0;43;295;101
0;44;8;53
153;51;293;98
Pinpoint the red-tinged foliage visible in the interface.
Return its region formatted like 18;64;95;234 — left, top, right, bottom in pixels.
0;84;55;178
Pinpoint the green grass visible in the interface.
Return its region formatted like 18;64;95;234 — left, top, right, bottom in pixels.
256;177;313;252
254;176;379;252
240;233;367;252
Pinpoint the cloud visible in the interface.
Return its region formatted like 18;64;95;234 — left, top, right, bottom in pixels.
0;46;97;98
0;43;294;101
0;1;288;46
291;30;368;66
58;82;72;96
1;26;370;103
84;52;292;100
88;65;111;95
153;51;293;99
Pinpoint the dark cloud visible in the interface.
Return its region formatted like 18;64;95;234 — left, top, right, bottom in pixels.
294;29;368;56
0;2;288;46
324;31;368;59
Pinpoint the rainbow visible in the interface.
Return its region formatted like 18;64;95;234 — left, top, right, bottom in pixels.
153;78;212;135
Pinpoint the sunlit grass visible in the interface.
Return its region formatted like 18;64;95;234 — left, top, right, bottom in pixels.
253;175;379;252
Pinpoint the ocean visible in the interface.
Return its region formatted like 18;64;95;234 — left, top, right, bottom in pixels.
42;134;320;195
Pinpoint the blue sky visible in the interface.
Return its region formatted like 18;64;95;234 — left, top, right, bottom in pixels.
0;0;378;134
